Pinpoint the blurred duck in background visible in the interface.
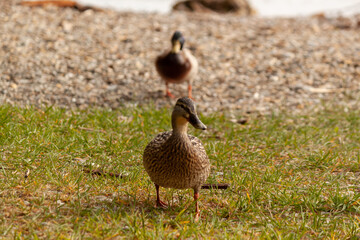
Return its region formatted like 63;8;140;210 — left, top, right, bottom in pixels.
155;31;198;99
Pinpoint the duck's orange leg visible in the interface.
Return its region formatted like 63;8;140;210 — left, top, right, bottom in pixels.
194;191;200;221
165;82;175;99
155;184;168;208
188;84;194;100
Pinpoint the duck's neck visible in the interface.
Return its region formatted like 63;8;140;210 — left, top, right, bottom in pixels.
171;116;189;138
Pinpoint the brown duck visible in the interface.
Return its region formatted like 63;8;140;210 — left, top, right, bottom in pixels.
155;31;198;99
143;97;210;220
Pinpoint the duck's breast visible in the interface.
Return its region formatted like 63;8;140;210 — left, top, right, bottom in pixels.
143;132;210;190
155;52;192;83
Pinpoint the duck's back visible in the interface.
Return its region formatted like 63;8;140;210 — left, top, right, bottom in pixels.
143;131;210;190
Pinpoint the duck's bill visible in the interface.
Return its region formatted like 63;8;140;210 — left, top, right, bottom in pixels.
189;114;207;130
171;41;181;53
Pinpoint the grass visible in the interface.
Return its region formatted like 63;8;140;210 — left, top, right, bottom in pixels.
1;104;360;239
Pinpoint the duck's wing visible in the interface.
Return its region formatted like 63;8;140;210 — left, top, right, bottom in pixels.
143;131;172;171
188;135;210;167
144;131;172;153
182;49;198;84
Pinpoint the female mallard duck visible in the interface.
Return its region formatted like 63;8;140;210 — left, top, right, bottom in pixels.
155;31;198;99
143;97;210;220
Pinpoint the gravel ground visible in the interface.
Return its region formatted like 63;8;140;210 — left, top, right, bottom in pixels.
1;1;360;115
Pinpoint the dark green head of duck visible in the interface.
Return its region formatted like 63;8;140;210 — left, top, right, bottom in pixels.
171;31;185;52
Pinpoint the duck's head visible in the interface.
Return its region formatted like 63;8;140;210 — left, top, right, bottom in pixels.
172;97;206;133
171;31;185;53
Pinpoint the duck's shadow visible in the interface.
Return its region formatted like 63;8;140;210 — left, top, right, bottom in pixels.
78;194;195;223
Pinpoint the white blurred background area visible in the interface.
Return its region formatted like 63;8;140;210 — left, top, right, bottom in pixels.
77;0;360;16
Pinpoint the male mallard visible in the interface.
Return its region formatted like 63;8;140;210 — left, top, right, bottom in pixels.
155;31;198;99
143;97;210;220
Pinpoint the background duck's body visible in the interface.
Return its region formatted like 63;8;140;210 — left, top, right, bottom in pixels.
143;97;210;220
155;31;198;99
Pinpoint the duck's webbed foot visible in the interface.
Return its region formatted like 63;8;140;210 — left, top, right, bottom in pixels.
155;184;168;208
165;90;175;99
156;199;168;208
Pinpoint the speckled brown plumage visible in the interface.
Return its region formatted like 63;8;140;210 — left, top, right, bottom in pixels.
143;97;210;220
143;131;210;190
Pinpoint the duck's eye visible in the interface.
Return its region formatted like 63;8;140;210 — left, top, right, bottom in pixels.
183;113;190;119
